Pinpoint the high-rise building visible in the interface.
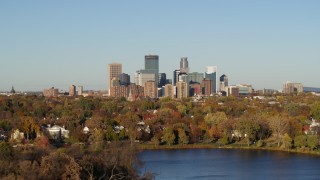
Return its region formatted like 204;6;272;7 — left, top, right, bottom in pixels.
145;55;159;73
135;70;156;87
227;86;240;96
144;81;157;98
69;85;76;96
188;72;204;84
173;70;181;85
201;78;213;96
180;57;189;73
111;77;120;87
178;73;188;83
159;73;167;87
177;82;188;99
78;86;83;96
164;84;175;98
283;81;303;94
119;73;130;86
108;63;122;90
205;66;218;94
219;74;228;92
43;87;59;97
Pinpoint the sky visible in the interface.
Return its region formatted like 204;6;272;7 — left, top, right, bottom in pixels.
0;1;319;92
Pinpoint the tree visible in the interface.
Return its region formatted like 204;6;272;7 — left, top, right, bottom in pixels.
294;135;307;148
178;128;189;145
162;128;175;146
307;135;318;150
0;142;14;160
310;102;320;119
20;116;40;140
106;126;119;141
268;115;289;147
204;112;228;138
40;152;81;180
282;133;292;150
237;118;260;146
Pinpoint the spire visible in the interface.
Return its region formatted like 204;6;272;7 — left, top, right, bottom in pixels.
10;86;15;94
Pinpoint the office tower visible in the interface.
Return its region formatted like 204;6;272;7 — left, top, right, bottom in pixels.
205;66;218;94
78;86;83;96
178;73;188;83
188;72;204;84
145;55;159;73
135;70;156;87
219;74;228;92
201;78;213;96
180;57;189;73
173;70;181;85
177;81;188;99
164;84;175;98
144;81;158;98
159;73;167;87
119;73;130;86
69;85;76;96
43;87;59;97
108;63;122;90
237;84;253;96
283;81;303;94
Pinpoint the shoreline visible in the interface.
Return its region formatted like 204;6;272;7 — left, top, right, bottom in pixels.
137;143;320;156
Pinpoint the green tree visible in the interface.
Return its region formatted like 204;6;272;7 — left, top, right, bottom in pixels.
294;135;307;148
268;115;289;147
307;135;318;150
310;102;320;119
20;116;40;140
237;118;260;146
162;128;175;146
282;133;293;150
0;142;14;160
105;126;118;141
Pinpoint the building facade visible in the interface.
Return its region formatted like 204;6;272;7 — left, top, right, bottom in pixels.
189;72;204;84
119;73;130;86
283;81;303;94
69;85;76;96
164;84;175;98
78;86;83;96
180;57;189;73
177;81;188;99
201;78;213;96
108;63;122;91
219;74;228;92
144;81;158;98
110;85;129;98
43;87;59;97
205;66;218;94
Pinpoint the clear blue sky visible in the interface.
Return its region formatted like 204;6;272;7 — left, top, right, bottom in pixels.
1;1;319;91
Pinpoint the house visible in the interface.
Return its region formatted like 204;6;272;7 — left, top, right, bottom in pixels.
43;124;69;140
83;126;90;134
304;118;320;135
11;129;24;140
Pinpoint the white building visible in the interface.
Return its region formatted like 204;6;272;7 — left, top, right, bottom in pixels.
44;125;69;139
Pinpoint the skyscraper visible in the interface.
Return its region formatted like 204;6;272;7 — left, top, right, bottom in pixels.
219;74;228;92
145;55;159;73
164;84;175;98
108;63;122;90
69;85;76;96
205;66;218;94
173;70;180;86
159;73;167;87
119;73;130;86
78;86;83;96
180;57;189;73
188;72;204;84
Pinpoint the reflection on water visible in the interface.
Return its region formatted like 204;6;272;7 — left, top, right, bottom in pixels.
138;149;320;180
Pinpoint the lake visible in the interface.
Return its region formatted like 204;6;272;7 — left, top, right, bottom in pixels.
138;149;320;180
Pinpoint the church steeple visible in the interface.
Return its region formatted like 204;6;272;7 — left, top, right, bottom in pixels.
10;86;16;94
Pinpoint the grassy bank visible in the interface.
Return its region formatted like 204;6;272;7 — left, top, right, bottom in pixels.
138;143;320;156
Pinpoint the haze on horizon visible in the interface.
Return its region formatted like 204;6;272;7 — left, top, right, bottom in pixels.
0;1;319;92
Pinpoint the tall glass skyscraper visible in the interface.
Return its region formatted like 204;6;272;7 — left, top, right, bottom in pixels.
145;55;159;74
205;66;218;94
145;55;159;84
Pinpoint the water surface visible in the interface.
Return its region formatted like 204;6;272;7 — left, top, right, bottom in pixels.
138;149;320;180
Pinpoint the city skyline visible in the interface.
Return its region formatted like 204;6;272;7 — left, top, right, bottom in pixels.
1;1;320;91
